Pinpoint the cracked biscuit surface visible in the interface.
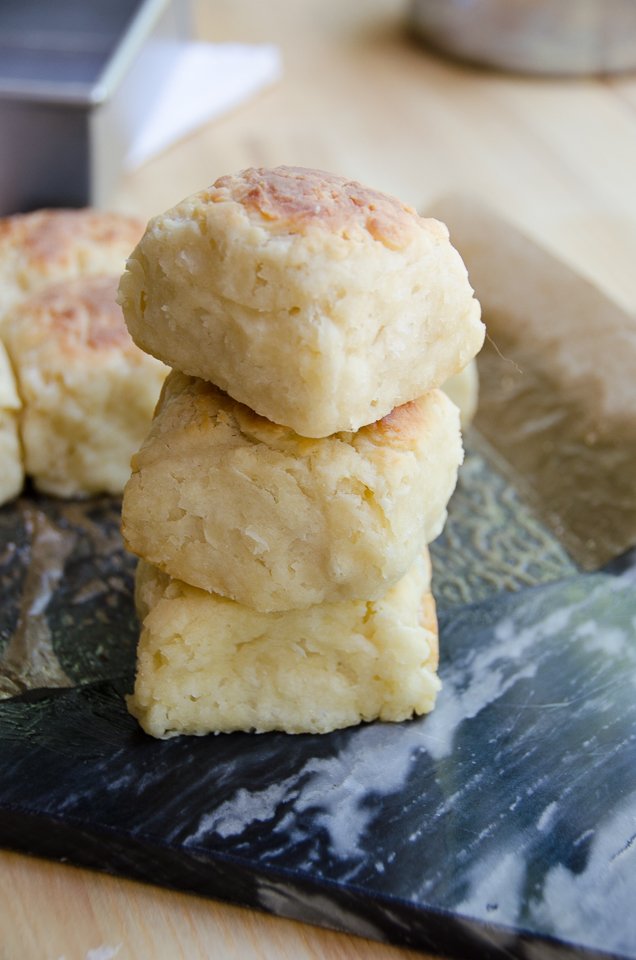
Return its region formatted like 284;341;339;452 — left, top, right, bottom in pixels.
119;165;484;437
129;549;440;737
121;370;462;612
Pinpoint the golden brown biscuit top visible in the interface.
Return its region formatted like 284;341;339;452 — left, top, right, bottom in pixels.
0;208;143;271
154;371;450;456
207;166;439;251
370;399;424;439
361;393;451;449
11;276;131;353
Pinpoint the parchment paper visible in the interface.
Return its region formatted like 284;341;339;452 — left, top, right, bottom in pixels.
429;197;636;570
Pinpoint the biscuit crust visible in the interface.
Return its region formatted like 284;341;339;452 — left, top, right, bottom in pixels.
210;165;425;249
0;208;143;322
3;276;167;497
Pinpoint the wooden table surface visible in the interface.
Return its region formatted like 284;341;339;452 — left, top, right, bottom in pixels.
3;1;636;957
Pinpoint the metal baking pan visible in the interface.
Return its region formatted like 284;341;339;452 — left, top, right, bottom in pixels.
0;0;189;215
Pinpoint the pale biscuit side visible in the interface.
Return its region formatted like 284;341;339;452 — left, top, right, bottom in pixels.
128;550;440;738
441;359;479;429
0;341;24;505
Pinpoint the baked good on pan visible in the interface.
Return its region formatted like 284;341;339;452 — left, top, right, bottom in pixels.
441;358;479;429
129;549;440;738
122;370;462;612
119;165;484;437
0;208;143;322
2;275;167;497
0;341;24;506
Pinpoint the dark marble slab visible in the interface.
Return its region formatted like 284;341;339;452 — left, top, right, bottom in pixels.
0;442;635;959
0;494;137;697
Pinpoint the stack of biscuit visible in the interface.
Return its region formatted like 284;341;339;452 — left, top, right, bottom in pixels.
118;166;485;738
0;209;167;503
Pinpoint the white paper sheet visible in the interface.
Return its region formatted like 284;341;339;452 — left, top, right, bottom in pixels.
125;41;281;170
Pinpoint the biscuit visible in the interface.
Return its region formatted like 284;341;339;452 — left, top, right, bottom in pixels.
128;549;440;737
119;166;484;437
122;371;462;611
441;359;479;429
0;341;24;505
0;208;143;322
3;276;167;497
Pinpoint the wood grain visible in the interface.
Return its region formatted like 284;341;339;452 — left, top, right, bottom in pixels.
4;0;636;956
0;850;429;960
115;0;636;312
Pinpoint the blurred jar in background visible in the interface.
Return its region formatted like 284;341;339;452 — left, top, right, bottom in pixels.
409;0;636;75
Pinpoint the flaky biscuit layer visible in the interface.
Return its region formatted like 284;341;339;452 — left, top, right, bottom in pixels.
122;371;462;611
129;550;440;737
